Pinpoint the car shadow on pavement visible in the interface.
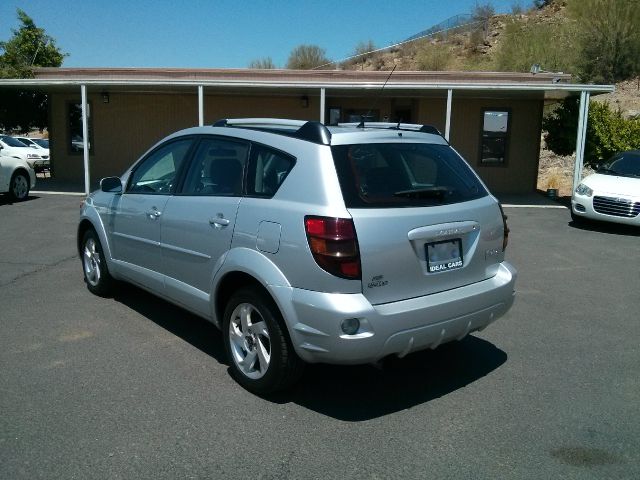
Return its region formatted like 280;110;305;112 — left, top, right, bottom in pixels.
113;284;507;421
569;219;640;237
113;284;227;364
272;336;507;421
0;195;40;206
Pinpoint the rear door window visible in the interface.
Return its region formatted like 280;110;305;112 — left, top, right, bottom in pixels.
246;144;295;197
331;143;488;208
180;137;249;196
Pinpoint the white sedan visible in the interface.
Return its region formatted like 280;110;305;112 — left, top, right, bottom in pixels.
0;153;36;201
571;150;640;226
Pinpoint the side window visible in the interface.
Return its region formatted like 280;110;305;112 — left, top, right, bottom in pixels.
128;139;193;194
480;109;510;165
181;137;249;196
247;145;295;197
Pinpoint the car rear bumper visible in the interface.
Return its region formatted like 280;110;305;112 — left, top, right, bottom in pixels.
273;262;517;364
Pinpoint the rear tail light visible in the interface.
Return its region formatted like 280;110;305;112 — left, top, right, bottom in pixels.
304;216;361;279
498;203;509;251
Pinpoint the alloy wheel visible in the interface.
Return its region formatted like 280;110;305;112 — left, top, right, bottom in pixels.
228;302;271;379
83;237;101;287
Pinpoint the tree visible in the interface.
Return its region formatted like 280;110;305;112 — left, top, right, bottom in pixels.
472;2;495;22
0;9;66;132
285;44;330;70
0;9;65;78
568;0;640;83
248;57;277;69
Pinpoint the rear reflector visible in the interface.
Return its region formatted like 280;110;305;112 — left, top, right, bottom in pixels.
304;216;361;280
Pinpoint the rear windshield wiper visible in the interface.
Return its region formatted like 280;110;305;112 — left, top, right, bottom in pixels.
393;186;450;199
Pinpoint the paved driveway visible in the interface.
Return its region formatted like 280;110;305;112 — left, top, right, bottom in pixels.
1;193;638;479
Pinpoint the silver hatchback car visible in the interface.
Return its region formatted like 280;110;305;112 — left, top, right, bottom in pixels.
78;118;516;393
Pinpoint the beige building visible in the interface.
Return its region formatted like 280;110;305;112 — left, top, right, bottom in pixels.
2;68;613;194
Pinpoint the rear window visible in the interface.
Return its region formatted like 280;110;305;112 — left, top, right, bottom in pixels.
331;143;488;208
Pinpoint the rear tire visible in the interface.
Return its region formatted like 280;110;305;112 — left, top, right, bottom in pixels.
223;286;304;394
9;171;30;201
81;229;114;297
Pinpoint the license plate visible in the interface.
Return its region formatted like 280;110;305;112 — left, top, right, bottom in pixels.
426;239;463;273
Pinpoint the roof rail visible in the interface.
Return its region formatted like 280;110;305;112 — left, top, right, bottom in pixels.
212;118;331;145
337;122;442;136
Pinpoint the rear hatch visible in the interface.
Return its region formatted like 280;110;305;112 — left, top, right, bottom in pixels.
331;141;506;305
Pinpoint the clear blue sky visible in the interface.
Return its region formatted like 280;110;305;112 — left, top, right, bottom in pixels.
1;0;533;69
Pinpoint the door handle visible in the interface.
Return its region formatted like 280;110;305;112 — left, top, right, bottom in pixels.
146;207;162;220
209;215;230;227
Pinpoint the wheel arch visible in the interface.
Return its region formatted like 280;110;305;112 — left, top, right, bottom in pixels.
77;215;115;274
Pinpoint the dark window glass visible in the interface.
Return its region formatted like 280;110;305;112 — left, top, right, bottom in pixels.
246;144;295;197
181;137;249;196
68;102;93;154
1;135;29;147
331;143;487;208
127;139;193;194
599;151;640;177
480;110;510;165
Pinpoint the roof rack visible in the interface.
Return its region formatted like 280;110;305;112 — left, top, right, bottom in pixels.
337;122;442;136
212;118;331;145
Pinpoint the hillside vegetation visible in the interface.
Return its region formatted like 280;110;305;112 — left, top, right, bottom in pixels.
340;0;639;85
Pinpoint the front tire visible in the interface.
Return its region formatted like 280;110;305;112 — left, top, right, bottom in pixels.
81;229;114;297
9;171;30;201
570;209;586;225
223;287;304;394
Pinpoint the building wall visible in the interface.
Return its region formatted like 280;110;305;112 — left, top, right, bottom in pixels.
417;96;543;194
49;91;542;193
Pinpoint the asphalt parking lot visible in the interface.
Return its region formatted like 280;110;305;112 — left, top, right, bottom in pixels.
1;193;638;479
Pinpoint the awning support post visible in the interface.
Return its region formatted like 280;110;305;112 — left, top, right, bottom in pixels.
320;88;326;124
81;84;90;195
445;89;453;141
198;85;204;127
573;90;591;192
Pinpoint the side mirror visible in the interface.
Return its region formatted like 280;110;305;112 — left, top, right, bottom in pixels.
100;176;123;193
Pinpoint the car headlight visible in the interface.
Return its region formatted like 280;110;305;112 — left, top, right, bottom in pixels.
575;183;593;197
26;153;41;159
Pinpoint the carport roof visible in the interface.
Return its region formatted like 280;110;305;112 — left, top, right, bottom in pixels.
0;67;615;99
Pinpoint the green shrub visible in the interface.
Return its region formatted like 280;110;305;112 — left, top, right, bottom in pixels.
587;102;640;163
543;97;640;165
495;17;578;73
567;0;640;83
416;43;451;71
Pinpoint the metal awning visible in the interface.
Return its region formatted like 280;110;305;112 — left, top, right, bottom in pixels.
0;68;615;195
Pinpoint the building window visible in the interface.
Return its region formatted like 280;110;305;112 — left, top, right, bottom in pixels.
328;107;341;125
68;102;93;154
344;109;379;123
480;109;510;165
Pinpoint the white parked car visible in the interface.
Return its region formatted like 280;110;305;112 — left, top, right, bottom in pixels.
572;150;640;226
0;152;36;201
13;136;50;171
0;135;46;172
